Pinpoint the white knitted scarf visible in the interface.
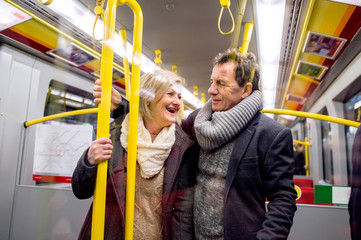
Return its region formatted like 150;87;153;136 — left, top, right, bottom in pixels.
120;114;175;179
194;90;263;151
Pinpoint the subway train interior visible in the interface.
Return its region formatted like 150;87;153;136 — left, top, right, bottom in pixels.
0;0;360;239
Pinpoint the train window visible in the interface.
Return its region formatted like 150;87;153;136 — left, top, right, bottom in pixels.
344;90;361;185
321;115;334;185
25;80;97;188
44;80;97;129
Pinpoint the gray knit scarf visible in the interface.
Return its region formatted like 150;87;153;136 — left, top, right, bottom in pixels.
194;90;263;151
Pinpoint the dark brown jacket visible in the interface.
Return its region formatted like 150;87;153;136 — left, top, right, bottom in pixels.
72;115;199;239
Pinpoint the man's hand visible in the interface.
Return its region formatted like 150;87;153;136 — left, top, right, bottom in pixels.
93;79;122;111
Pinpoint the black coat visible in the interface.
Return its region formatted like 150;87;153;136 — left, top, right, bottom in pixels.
72;116;199;239
348;126;361;240
183;110;297;240
294;151;306;175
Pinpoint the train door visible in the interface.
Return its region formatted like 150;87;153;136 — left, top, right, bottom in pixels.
321;112;334;184
344;91;361;185
0;44;35;240
0;44;96;239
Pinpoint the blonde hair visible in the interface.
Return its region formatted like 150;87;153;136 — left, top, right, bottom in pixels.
139;69;184;121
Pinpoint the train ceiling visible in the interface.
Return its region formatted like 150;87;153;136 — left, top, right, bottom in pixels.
0;0;257;109
0;0;360;122
86;0;258;98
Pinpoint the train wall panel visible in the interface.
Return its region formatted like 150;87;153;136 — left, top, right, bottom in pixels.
0;44;95;239
289;205;350;240
20;56;94;187
0;45;35;240
10;186;92;239
328;102;348;185
308;119;324;185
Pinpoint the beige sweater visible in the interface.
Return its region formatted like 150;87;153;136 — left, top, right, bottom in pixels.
133;163;164;240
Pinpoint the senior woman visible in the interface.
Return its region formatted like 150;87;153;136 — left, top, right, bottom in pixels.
72;70;198;240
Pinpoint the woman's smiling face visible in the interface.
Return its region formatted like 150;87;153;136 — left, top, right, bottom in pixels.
149;84;182;129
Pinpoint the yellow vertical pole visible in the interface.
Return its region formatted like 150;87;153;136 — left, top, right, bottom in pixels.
120;30;131;100
305;137;310;176
239;23;253;54
91;1;143;239
229;0;247;48
122;1;143;240
92;0;117;239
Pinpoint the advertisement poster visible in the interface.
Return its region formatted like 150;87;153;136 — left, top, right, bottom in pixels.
0;1;31;31
286;93;307;105
46;44;95;67
296;61;328;80
303;31;347;59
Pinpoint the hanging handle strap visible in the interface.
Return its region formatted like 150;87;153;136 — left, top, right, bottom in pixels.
218;0;235;36
38;0;53;5
93;0;105;40
172;65;177;74
154;49;162;68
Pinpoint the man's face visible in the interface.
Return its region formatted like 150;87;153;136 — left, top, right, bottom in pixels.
208;62;246;112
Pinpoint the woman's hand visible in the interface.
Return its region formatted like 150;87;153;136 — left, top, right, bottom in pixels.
93;79;122;111
87;136;113;165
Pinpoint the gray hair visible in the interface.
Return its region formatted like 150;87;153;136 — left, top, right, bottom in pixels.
213;48;260;91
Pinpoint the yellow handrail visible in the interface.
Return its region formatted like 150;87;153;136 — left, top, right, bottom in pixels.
264;109;359;177
305;137;309;176
124;2;142;239
89;1;142;239
293;139;310;146
229;0;247;49
120;30;131;100
91;1;116;238
24;108;98;127
261;109;360;128
239;23;253;54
